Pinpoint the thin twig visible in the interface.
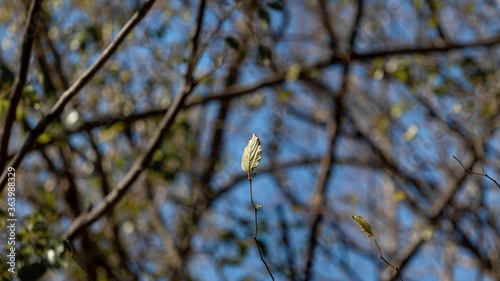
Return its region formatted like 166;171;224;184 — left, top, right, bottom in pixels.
248;174;274;280
372;238;404;281
276;205;297;281
453;156;500;188
66;240;94;281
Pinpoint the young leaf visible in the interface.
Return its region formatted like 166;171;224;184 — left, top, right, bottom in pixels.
241;133;262;173
352;216;374;237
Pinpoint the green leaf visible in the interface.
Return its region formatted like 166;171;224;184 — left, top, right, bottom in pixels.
225;36;240;50
352;216;374;237
241;133;262;173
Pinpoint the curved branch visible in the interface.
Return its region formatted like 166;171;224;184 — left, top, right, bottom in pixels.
303;71;346;281
65;0;207;240
453;156;500;188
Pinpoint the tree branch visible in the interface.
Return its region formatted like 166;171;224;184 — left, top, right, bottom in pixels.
65;34;500;137
0;0;157;192
66;240;94;281
453;156;500;188
248;176;274;280
303;70;346;281
383;156;479;280
347;37;500;62
424;0;449;44
372;237;403;281
304;2;363;279
0;0;43;172
65;0;207;240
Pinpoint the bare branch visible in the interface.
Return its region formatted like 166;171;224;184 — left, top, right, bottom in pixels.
453;156;500;188
64;33;500;137
66;240;94;281
303;66;351;278
248;176;275;280
0;0;43;172
316;0;339;52
373;237;404;281
276;205;298;281
382;156;480;280
304;2;363;278
0;0;157;192
65;0;207;239
346;37;500;62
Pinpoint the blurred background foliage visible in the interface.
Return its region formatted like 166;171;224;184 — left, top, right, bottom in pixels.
0;0;500;280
